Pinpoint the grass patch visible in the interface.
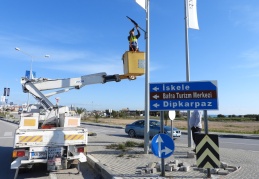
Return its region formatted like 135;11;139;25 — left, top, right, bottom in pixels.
106;141;144;151
225;125;244;128
118;153;124;157
106;144;118;149
125;141;144;148
106;141;144;158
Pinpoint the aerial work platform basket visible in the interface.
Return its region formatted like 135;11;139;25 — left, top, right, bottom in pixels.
120;51;145;79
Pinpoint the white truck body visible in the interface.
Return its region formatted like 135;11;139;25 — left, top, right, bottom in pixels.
11;113;88;171
11;127;88;169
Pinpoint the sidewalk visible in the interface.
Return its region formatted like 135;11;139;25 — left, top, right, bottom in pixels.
84;122;259;179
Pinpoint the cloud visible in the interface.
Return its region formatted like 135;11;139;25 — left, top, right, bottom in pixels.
230;4;259;32
238;47;259;68
242;48;259;61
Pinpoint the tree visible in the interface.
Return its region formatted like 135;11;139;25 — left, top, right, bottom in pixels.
111;110;118;118
176;111;181;117
75;107;86;115
94;112;100;123
217;114;225;118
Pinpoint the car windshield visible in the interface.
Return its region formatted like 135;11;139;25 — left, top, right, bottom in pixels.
150;120;160;126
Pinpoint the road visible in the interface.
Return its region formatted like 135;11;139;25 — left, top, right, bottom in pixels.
1;119;259;179
0;120;98;179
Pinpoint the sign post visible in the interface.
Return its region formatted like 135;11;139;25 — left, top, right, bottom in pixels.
160;111;165;176
151;133;175;176
169;110;176;139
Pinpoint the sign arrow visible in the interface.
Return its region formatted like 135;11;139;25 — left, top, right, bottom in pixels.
152;86;159;91
156;135;172;157
152;94;159;99
156;135;164;157
161;146;173;156
153;103;160;108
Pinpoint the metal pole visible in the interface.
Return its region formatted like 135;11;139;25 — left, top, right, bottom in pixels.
160;111;165;176
4;87;7;115
184;0;192;148
204;110;208;134
27;57;33;109
144;0;150;154
171;120;173;139
30;57;33;79
15;48;49;109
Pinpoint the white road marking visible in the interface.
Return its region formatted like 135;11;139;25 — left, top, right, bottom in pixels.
4;132;13;137
0;137;13;139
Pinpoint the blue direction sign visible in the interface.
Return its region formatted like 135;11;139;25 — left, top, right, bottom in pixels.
151;134;175;158
150;81;218;111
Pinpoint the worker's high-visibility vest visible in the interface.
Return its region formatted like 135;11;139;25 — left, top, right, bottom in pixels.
129;36;138;47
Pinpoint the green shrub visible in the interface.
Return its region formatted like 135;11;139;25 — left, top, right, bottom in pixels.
253;130;259;134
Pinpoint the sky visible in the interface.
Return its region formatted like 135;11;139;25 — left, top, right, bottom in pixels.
0;0;259;115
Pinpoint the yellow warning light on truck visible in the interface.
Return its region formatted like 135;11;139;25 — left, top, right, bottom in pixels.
121;51;145;79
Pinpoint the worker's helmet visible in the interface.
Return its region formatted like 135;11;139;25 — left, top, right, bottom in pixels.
129;28;134;34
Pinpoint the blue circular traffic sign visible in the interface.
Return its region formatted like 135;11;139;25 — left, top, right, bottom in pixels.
151;134;175;158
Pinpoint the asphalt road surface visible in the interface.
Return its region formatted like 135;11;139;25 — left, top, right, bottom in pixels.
0;120;98;179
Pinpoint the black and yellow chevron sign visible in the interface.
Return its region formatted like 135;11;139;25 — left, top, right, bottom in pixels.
195;134;220;169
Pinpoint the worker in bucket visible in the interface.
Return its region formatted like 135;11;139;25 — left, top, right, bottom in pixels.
128;26;141;52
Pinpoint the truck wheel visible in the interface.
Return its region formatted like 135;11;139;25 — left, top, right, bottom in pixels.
67;161;72;169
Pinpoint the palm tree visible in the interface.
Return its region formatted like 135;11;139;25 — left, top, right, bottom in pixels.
75;107;86;115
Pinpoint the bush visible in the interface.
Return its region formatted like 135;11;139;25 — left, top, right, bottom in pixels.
106;141;144;150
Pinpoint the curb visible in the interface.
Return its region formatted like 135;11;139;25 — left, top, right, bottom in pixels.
173;132;259;140
87;154;114;179
81;122;124;129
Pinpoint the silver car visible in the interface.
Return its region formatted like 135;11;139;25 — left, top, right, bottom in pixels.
125;119;181;139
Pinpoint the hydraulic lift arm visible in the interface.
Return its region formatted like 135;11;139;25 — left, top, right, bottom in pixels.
21;51;145;113
21;72;121;111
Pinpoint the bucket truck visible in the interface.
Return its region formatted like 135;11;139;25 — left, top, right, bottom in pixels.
11;51;145;177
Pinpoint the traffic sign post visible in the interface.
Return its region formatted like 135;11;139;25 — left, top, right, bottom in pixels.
169;111;176;139
151;133;175;176
150;81;218;111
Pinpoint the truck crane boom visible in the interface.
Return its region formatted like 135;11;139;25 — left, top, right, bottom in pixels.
21;72;120;112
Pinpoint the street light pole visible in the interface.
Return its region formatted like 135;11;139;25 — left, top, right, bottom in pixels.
15;47;50;79
30;56;33;79
15;47;50;107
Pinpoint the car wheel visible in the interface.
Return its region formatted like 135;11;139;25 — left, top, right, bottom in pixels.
128;130;136;138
